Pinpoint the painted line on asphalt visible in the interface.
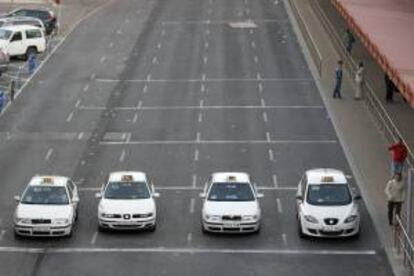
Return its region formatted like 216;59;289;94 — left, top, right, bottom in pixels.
268;149;274;161
78;105;324;110
192;174;197;188
119;149;126;162
90;73;96;81
266;132;271;142
258;83;263;92
189;198;195;214
137;101;143;109
260;98;266;107
45;148;54;161
66;111;74;122
276;198;283;214
157;43;162;49
282;233;288;247
187;233;193;244
75;99;81;108
194;149;199;161
109;42;114;48
254;56;259;63
273;174;279;188
146;74;152;81
161;19;288;25
257;73;262;80
100;139;338;145
90;232;98;245
83;84;89;92
100;56;106;63
199;100;204;107
204;41;209;49
0;230;6;241
152;56;158;64
0;246;377;255
201;83;206;92
198;112;203;123
251;41;256;48
196;132;201;143
262;112;268;122
78;132;84;140
143;84;148;93
132;112;138;123
95;77;313;83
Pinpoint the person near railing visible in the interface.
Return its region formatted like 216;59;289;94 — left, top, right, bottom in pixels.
354;62;364;100
385;173;405;226
332;60;343;99
388;138;408;175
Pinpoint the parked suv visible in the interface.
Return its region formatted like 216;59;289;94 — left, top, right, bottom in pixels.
0;17;46;34
6;8;57;35
0;25;46;59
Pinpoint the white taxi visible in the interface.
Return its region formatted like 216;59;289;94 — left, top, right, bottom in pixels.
14;175;79;237
200;172;263;233
96;171;159;231
296;169;361;238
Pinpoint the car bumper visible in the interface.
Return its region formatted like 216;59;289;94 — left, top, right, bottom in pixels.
14;224;72;237
98;218;156;230
0;64;8;73
300;219;359;237
202;220;260;233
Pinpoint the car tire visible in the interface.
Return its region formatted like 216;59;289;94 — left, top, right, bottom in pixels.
98;225;106;233
297;219;306;239
148;224;156;232
201;224;208;234
25;47;37;61
13;231;22;240
66;229;72;238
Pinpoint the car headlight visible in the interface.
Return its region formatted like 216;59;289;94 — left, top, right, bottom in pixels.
344;215;359;223
242;215;258;221
53;218;70;225
304;215;319;224
15;218;31;224
140;213;153;218
101;213;116;218
204;214;220;221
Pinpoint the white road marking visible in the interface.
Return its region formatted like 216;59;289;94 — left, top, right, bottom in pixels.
132;112;138;123
199;100;204;107
262;112;268;122
194;149;199;161
78;132;84;140
100;56;106;63
268;149;274;161
90;232;98;245
257;73;262;80
189;198;195;214
121;133;127;140
196;132;201;142
146;74;152;81
203;56;208;64
192;174;197;188
75;99;81;108
202;74;206;81
204;41;209;49
119;149;126;162
0;230;5;241
198;112;203;123
201;84;206;92
90;73;96;80
276;198;283;213
205;28;210;35
95;77;313;83
109;42;114;48
137;101;143;109
261;98;266;107
126;133;131;142
273;174;279;188
251;41;256;48
0;247;377;255
161;29;166;36
79;105;323;111
258;83;263;92
152;56;158;64
282;233;288;247
100;139;337;145
157;43;162;49
187;232;193;243
116;28;122;35
254;56;259;63
266;132;271;142
143;84;148;93
66;111;74;122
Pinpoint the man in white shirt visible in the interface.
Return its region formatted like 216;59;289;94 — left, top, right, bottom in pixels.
385;173;405;225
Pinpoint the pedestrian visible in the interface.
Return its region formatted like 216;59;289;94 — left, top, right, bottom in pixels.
385;74;394;103
385;173;405;226
388;137;407;175
343;29;355;53
354;62;364;100
333;60;343;99
27;53;37;74
9;79;15;102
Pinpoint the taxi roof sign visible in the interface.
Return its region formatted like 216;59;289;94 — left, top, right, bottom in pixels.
121;175;134;182
227;175;236;181
41;177;54;184
321;176;334;183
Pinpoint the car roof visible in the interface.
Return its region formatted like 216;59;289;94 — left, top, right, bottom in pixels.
305;168;347;184
0;24;41;31
5;16;43;22
211;172;250;183
11;8;51;13
108;171;147;182
29;175;69;187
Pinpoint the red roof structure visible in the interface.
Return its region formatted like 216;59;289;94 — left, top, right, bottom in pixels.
331;0;414;108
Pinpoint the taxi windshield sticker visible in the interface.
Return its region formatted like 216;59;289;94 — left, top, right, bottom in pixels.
42;177;53;184
227;176;236;181
321;176;334;183
121;175;133;182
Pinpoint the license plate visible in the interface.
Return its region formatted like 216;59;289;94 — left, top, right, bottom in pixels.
121;221;139;225
224;223;240;227
33;227;49;231
323;226;339;232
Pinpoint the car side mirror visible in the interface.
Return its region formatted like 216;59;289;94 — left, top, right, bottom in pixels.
296;195;303;201
199;193;206;198
152;192;160;198
14;195;21;202
353;194;362;200
95;193;102;199
257;193;264;198
72;196;80;203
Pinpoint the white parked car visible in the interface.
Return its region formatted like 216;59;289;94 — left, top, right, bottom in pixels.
96;171;159;232
14;175;79;237
296;168;361;238
0;17;46;34
0;25;45;59
200;172;263;233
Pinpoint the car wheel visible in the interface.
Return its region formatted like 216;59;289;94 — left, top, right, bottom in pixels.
148;224;156;232
201;224;208;234
65;229;72;238
25;47;37;61
98;224;106;233
297;218;305;238
13;231;22;240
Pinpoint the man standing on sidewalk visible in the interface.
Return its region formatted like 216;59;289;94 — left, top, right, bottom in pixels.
343;29;355;53
388;137;407;175
385;173;405;225
333;60;343;99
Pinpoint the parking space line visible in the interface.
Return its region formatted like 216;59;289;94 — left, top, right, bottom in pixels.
272;174;279;188
260;98;266;107
78;132;84;140
137;101;143;109
0;230;6;241
198;112;203;123
266;132;271;142
0;247;377;255
75;99;81;108
192;174;197;188
187;232;193;244
257;73;261;80
276;198;283;213
152;56;158;64
262;112;268;122
201;84;206;92
45;148;54;161
258;83;263;92
282;233;288;247
119;149;126;162
83;84;89;92
109;42;114;48
199;100;204;107
100;139;337;145
132;112;138;123
146;74;152;81
254;56;259;63
196;132;201;142
268;149;274;161
251;41;256;48
189;198;195;214
66;111;74;122
143;84;148;93
194;149;199;161
90;232;98;245
204;41;209;49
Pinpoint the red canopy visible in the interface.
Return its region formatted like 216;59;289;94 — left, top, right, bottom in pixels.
332;0;414;108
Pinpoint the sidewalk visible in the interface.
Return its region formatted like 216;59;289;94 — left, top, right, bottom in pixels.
284;0;408;275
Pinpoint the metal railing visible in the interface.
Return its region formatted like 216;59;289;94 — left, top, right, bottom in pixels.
394;215;414;275
287;0;323;75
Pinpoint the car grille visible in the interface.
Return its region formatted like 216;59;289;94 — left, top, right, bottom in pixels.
31;219;51;224
222;215;242;221
324;218;339;225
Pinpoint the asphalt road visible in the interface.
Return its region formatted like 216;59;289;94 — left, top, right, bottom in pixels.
0;0;393;275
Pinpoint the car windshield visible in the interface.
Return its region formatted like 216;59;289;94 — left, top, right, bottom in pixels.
207;182;255;201
21;186;69;205
306;184;351;206
0;29;12;40
104;181;150;199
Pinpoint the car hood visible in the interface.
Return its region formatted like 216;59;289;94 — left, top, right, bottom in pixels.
203;201;260;216
99;198;155;214
16;204;73;219
303;203;358;220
